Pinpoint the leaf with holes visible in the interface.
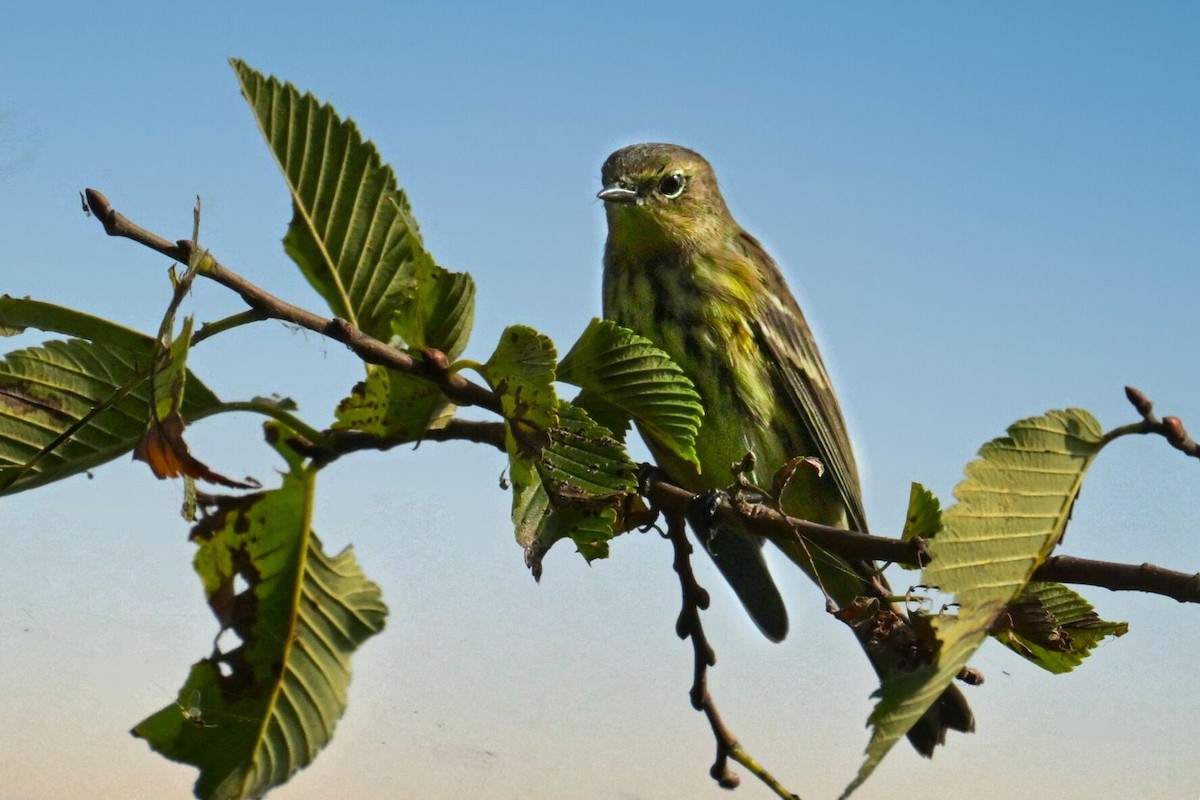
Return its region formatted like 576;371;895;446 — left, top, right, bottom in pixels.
480;324;558;459
333;363;453;440
132;421;387;800
0;297;222;496
518;401;639;574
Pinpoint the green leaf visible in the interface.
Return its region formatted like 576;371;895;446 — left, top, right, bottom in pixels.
388;252;475;361
333;364;453;439
133;422;387;800
0;298;222;496
507;443;547;550
151;315;194;423
332;256;476;439
232;59;449;345
897;482;942;570
537;403;637;502
514;402;638;574
480;324;558;457
570;388;632;441
843;409;1104;798
477;326;637;569
0;295;162;351
991;582;1127;674
479;324;559;569
558;318;702;468
235;59;477;439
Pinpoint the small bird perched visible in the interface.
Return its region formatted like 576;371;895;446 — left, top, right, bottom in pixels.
598;142;973;755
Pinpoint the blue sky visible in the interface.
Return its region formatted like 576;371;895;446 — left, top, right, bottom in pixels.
2;3;1198;798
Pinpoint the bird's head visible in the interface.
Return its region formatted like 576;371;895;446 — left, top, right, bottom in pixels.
598;143;733;249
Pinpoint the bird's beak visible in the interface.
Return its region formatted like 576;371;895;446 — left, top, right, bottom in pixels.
597;186;639;204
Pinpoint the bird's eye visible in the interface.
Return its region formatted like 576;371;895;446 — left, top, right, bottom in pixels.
658;172;685;198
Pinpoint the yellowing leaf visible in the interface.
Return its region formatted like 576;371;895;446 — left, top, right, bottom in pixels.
843;409;1104;798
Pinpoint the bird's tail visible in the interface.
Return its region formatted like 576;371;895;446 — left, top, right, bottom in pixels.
905;681;974;756
835;592;976;755
694;517;789;643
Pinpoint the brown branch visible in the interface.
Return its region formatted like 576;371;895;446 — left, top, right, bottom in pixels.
639;473;1200;605
642;474;930;568
296;419;507;466
83;188;501;416
1035;555;1200;603
660;501;800;799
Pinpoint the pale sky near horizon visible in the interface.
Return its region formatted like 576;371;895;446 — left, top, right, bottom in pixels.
2;3;1199;799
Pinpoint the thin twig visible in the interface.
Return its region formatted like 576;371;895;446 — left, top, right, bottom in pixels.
215;400;333;450
1103;385;1200;460
661;502;801;799
84;188;500;415
298;420;507;466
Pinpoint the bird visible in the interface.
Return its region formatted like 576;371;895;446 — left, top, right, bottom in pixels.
597;142;973;755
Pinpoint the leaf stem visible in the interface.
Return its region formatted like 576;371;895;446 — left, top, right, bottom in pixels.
216;400;333;450
1098;420;1151;448
1105;385;1200;459
193;310;270;344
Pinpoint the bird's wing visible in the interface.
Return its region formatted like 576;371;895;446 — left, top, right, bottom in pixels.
736;230;868;534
